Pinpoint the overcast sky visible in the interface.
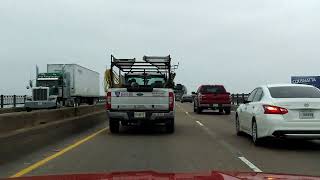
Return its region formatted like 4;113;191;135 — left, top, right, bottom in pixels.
1;0;320;95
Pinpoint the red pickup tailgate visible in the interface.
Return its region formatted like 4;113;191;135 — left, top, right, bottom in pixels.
200;93;230;104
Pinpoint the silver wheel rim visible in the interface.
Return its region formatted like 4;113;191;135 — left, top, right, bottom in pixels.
236;116;240;132
252;122;257;142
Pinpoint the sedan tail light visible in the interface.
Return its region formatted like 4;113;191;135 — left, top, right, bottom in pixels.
263;105;288;114
105;92;111;110
169;92;174;111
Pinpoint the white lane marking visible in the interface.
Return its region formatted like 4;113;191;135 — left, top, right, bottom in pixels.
196;121;204;127
238;157;262;172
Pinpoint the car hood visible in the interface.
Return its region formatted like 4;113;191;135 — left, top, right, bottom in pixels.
7;171;320;180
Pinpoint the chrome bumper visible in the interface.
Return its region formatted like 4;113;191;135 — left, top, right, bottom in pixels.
107;111;174;121
25;101;57;109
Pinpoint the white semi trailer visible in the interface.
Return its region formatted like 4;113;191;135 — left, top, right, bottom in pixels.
25;64;100;111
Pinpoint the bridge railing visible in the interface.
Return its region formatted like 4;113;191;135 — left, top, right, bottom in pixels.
231;93;250;105
0;95;27;108
1;95;106;109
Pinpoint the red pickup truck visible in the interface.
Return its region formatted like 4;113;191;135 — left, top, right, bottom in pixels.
193;85;231;114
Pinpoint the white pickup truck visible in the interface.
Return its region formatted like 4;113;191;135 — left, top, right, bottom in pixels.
105;55;176;133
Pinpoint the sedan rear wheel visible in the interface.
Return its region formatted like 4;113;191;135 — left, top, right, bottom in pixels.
236;115;243;136
252;121;261;146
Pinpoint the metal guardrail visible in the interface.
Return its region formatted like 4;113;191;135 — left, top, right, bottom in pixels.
1;93;245;108
1;95;106;108
231;93;249;105
0;95;26;108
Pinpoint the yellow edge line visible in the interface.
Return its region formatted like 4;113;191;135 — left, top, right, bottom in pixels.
10;128;108;178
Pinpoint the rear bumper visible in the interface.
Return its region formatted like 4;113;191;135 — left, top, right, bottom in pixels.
25;101;57;109
272;130;320;139
107;110;174;122
199;103;231;109
257;115;320;139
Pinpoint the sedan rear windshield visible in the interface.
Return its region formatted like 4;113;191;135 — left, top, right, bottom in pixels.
269;86;320;98
200;86;226;94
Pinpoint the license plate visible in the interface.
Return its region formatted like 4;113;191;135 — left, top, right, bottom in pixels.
38;102;43;105
299;111;314;119
210;104;218;107
153;113;165;117
134;112;146;118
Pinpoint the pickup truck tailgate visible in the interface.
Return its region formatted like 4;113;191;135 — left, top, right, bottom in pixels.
111;88;169;111
200;93;230;104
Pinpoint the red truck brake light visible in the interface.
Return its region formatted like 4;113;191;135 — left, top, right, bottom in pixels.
199;94;206;100
169;92;174;111
263;105;288;114
105;92;111;110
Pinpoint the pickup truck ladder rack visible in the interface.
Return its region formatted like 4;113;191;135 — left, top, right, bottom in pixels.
110;55;175;87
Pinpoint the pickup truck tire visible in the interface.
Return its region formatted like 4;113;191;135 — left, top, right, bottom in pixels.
121;121;128;126
26;108;32;112
196;106;202;114
224;108;231;115
166;118;175;133
109;119;119;133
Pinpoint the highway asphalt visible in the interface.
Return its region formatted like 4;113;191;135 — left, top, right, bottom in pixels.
1;102;320;178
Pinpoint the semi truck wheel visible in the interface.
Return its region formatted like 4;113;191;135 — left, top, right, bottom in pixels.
109;119;119;133
88;98;94;105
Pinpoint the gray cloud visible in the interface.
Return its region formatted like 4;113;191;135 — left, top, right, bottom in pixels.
1;0;320;95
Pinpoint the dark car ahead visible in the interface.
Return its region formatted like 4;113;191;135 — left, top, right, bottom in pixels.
193;85;231;114
181;94;193;103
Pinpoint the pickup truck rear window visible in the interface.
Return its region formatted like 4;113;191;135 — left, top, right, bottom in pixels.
126;76;165;87
269;86;320;98
200;86;226;94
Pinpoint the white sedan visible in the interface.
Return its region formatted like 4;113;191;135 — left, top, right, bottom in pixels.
236;84;320;145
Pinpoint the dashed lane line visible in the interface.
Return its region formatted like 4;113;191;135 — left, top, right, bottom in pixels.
181;103;264;173
196;121;204;127
238;157;263;172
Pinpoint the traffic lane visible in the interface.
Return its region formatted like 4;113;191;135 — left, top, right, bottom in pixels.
178;102;320;176
0;113;107;178
25;109;250;176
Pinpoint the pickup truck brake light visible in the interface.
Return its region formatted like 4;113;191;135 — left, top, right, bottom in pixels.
106;92;111;110
199;94;206;101
169;92;174;111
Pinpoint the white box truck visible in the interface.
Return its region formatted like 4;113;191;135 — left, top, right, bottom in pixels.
25;64;100;111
